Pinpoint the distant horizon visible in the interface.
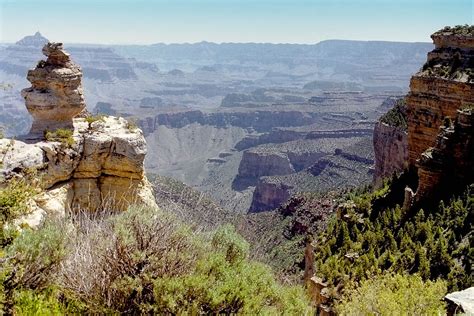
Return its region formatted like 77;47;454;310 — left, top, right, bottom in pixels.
0;32;433;46
1;0;471;45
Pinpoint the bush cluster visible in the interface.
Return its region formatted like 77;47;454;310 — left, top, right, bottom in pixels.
0;206;312;314
335;273;447;315
379;98;407;130
0;178;36;247
312;180;473;310
44;128;75;148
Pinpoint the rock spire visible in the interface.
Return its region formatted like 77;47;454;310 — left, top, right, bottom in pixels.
21;42;86;136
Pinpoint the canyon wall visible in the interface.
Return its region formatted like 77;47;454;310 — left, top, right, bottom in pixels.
373;99;408;185
406;27;474;166
415;107;473;202
373;26;474;203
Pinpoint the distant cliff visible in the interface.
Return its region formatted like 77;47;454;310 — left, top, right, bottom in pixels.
373;98;408;186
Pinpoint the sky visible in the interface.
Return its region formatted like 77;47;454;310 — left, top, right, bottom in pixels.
0;0;472;45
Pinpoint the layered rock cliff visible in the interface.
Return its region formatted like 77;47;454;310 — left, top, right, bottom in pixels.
415;107;473;203
1;43;156;226
406;26;474;166
373;25;474;204
373;98;408;185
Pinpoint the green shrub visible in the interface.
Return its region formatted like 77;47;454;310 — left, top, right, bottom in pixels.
44;128;75;148
0;204;312;314
212;224;250;263
380;98;407;130
336;273;447;315
0;178;35;226
14;288;66;315
152;249;311;314
1;220;67;314
85;114;105;127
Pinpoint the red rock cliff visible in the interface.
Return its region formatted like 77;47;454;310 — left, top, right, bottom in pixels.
406;26;474;167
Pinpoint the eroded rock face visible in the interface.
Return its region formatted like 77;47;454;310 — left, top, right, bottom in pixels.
404;27;474;202
373;26;474;204
415;108;473;203
373;122;407;185
238;150;295;179
1;117;156;216
249;179;293;212
1;44;157;227
372;100;408;186
21;42;86;136
406;28;474;166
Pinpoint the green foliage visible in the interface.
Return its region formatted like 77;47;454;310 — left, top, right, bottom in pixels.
314;183;473;297
85;114;105;127
0;178;35;225
335;273;447;315
13;289;63;315
0;178;36;247
380;98;407;130
152;252;310;314
212;224;250;263
44;128;75;147
1;220;67;314
0;206;311;314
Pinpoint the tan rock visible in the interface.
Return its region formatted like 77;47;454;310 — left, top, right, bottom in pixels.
21;42;86;136
0;139;44;179
406;27;474;167
34;182;73;217
1;43;158;225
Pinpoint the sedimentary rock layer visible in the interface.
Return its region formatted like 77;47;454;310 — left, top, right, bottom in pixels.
21;42;86;135
406;29;474;166
1;116;156;215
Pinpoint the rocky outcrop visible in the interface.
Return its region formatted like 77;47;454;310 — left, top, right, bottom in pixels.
415;107;473;203
403;26;474;202
373;99;408;185
373;122;407;184
373;26;474;201
1;43;156;227
21;42;86;136
238;150;295;179
249;179;293;212
1;116;156;219
444;287;474;316
406;27;474;166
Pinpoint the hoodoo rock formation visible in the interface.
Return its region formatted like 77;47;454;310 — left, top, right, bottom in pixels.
1;43;156;227
21;42;86;136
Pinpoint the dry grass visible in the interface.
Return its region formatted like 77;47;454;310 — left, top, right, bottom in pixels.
55;206;198;311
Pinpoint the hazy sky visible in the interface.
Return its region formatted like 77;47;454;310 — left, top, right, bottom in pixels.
0;0;472;44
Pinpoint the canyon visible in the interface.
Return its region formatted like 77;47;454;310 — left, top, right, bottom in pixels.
0;32;433;212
